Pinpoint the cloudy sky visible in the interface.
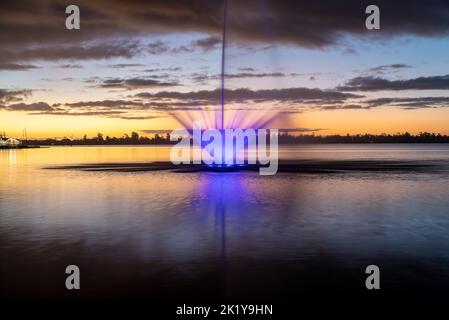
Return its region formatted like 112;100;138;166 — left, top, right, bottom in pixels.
1;0;449;138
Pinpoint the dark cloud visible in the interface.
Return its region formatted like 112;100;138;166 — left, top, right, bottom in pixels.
170;46;194;54
30;108;165;120
41;77;75;82
367;64;412;73
342;47;358;55
338;75;449;91
190;73;211;83
0;89;32;103
366;96;449;109
60;99;204;113
238;67;255;72
359;63;414;76
98;78;179;89
146;41;195;55
143;67;181;72
4;89;447;120
192;36;221;51
0;63;39;71
31;110;126;117
58;64;82;68
320;104;366;110
65;100;143;108
135;87;361;105
147;40;170;54
17;87;361;118
30;101;174;119
192;72;301;82
0;90;179;118
6;102;53;111
118;115;162;120
109;63;145;68
341;104;365;109
224;72;296;79
2;0;449;63
0;42;141;63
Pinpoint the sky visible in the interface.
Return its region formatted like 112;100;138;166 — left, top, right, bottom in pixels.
1;0;449;139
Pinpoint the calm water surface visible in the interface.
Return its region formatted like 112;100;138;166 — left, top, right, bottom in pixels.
1;144;449;300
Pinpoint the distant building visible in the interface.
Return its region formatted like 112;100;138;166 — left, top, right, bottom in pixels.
0;137;22;147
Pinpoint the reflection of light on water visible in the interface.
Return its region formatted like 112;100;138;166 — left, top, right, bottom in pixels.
216;177;227;292
0;149;28;167
7;149;17;166
2;146;449;298
196;173;250;292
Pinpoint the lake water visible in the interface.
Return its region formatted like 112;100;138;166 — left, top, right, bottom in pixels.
1;144;449;301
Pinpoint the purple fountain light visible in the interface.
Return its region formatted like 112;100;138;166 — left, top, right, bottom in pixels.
169;0;280;170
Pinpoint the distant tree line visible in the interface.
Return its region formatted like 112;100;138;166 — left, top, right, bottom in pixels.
278;132;449;144
26;132;176;146
25;131;449;146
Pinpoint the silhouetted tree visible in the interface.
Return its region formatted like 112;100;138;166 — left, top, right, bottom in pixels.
131;132;139;141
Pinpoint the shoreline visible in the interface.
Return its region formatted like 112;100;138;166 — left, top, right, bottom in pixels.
0;145;45;149
13;142;449;148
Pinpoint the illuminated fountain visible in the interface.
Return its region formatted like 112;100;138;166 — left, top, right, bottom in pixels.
169;0;279;170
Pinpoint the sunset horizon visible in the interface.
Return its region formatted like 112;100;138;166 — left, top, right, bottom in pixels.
2;0;449;315
2;1;449;139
